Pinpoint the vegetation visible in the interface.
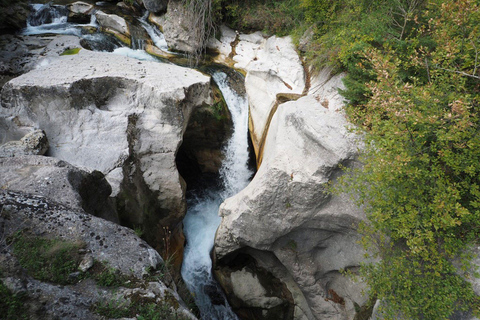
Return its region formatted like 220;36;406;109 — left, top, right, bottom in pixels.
196;0;480;318
0;281;28;320
7;231;186;318
60;47;81;56
94;296;189;320
12;232;85;285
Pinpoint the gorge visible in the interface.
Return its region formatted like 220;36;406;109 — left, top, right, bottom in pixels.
1;1;479;320
1;1;368;319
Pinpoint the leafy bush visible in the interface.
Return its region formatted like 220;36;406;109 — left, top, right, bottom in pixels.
336;1;480;318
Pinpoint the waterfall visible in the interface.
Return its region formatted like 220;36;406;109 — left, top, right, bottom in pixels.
139;12;170;52
181;71;253;320
23;3;98;37
20;5;252;318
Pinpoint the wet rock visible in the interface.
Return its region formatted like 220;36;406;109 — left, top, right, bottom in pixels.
0;129;48;157
27;3;68;27
215;70;368;320
95;10;130;45
67;1;94;24
208;26;306;161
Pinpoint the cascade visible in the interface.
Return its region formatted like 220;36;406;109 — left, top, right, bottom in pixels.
139;12;169;52
20;6;253;319
181;71;252;320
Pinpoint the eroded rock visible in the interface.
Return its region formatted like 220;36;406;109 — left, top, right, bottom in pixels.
0;190;196;320
208;26;306;162
0;155;117;222
0;49;211;250
215;75;367;319
149;0;202;54
95;10;131;45
0;129;48;157
67;1;94;24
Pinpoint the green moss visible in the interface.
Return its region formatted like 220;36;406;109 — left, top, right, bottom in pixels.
12;233;84;285
60;47;81;56
93;262;129;288
94;297;190;320
0;282;29;320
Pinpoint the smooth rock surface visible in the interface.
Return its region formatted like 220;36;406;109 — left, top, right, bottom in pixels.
215;89;367;319
0;48;211;246
208;26;306;158
95;10;130;38
230;268;284;309
67;1;94;23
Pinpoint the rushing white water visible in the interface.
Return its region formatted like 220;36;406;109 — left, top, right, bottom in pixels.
181;71;252;320
139;12;170;52
22;3;98;37
111;47;159;61
21;4;251;317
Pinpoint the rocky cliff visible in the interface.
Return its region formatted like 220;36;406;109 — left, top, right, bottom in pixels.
210;27;370;320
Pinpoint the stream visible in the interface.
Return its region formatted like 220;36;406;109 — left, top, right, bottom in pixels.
181;71;252;320
22;3;252;320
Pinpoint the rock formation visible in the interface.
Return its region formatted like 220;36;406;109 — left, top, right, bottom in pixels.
208;26;306;165
0;41;211;254
211;26;369;320
95;10;131;45
66;1;94;24
149;0;203;54
0;189;196;319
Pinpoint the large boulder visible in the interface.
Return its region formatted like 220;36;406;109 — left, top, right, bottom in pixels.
0;129;48;157
149;0;203;54
0;190;196;320
215;71;368;319
143;0;168;13
0;48;211;252
95;10;131;45
0;155;117;222
67;1;94;24
208;26;306;164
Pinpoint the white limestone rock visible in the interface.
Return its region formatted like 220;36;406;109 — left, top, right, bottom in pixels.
67;1;94;15
231;268;284;309
215;88;367;319
0;155;118;221
209;28;306;155
0;49;211;226
0;129;48;157
206;25;237;64
95;10;130;37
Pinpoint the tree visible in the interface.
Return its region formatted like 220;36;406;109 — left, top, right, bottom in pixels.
339;0;480;318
